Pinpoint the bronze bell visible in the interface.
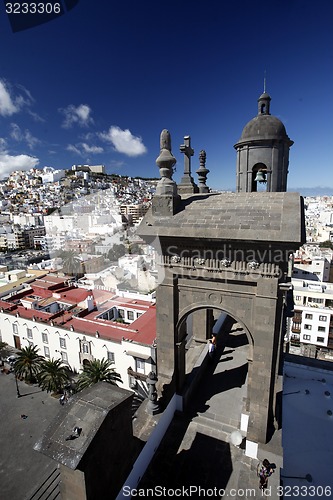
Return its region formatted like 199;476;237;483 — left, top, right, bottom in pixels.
254;170;266;183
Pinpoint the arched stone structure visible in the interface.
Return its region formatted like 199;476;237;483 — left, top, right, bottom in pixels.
139;129;305;446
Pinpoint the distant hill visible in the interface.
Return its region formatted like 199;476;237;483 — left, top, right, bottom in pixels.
288;187;333;197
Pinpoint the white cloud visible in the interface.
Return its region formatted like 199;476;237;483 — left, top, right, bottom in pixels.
0;150;39;179
59;104;93;128
81;143;103;154
25;130;40;149
10;123;22;141
28;110;45;123
67;142;103;156
0;80;19;116
0;138;7;151
10;123;40;150
66;144;82;155
0;79;34;117
100;126;147;157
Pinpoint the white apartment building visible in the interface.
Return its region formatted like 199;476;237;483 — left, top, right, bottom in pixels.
40;167;65;184
289;278;333;358
293;256;331;282
0;275;157;395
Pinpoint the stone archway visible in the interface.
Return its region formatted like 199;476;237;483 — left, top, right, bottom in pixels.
176;305;252;430
152;264;286;445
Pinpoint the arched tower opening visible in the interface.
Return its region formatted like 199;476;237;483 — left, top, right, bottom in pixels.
174;306;253;429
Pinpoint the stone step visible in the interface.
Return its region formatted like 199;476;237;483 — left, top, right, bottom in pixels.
25;467;60;500
194;412;241;437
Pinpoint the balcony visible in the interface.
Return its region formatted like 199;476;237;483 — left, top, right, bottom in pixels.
127;367;148;382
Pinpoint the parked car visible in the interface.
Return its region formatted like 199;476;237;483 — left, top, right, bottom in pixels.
6;355;17;365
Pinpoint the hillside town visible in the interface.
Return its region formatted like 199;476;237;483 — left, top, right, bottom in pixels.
0;166;333;380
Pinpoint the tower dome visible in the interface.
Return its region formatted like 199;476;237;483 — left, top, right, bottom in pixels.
234;90;293;193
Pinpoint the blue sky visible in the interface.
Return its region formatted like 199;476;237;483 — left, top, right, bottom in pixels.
0;0;332;191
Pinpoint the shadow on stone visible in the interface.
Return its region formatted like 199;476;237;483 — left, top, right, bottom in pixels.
138;417;233;494
225;333;248;348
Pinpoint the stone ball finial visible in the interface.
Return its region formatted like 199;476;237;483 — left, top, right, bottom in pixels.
160;129;172;151
196;149;210;193
156;129;176;179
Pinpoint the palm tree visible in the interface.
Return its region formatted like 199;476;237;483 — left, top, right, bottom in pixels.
14;345;43;383
57;250;84;277
76;358;122;392
37;358;71;394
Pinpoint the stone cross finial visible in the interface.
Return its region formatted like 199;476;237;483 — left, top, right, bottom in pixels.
196;150;210;193
178;135;198;194
180;136;194;175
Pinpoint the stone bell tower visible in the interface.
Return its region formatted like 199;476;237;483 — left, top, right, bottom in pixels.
234;89;294;193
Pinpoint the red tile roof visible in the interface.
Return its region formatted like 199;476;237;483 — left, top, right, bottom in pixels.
63;304;156;345
0;279;156;345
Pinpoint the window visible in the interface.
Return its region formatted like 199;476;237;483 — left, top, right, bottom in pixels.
317;337;325;343
136;312;142;319
61;351;68;363
12;323;18;334
318;326;326;332
118;309;125;318
319;316;327;322
44;346;50;358
295;296;301;301
304;324;312;330
82;343;90;354
303;334;311;340
308;297;324;304
60;338;66;349
107;351;115;363
27;328;33;339
42;332;48;344
127;310;134;321
135;358;145;374
129;376;137;389
305;314;313;320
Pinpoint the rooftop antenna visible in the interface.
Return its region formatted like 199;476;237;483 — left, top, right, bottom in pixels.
263;70;267;93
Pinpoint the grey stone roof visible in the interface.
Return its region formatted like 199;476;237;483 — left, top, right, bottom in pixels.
34;382;133;469
236;114;291;143
139;192;305;244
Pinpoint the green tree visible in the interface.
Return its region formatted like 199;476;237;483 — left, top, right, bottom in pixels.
37;358;71;394
14;345;43;383
76;358;122;391
58;250;85;277
128;242;143;255
0;342;11;366
319;240;333;249
107;244;126;262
